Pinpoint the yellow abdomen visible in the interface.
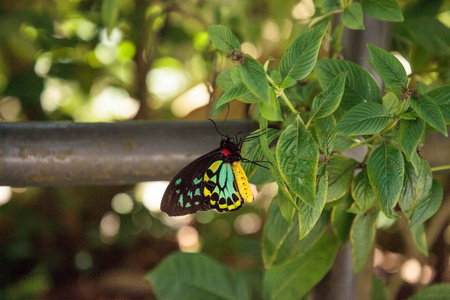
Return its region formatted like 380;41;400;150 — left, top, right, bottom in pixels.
231;161;253;203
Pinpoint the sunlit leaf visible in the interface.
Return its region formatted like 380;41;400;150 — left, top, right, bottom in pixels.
280;22;329;81
207;25;241;52
343;2;365;30
367;44;408;89
215;83;248;108
260;88;283;121
239;56;270;104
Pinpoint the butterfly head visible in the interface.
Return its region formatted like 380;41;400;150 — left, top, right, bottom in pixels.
220;136;242;163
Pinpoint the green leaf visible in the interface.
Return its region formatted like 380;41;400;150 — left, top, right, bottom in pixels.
102;0;120;35
280;22;328;81
263;198;296;269
207;25;241;52
409;94;448;136
147;252;250;300
367;142;404;219
402;15;450;56
215;83;248;108
218;67;262;104
410;224;428;256
426;86;450;124
216;67;236;91
268;69;282;85
277;122;319;207
327;155;357;202
241;128;280;178
315;59;381;110
272;212;330;267
400;118;425;161
383;92;407;116
297;121;320;206
263;234;339;300
351;169;377;213
361;0;404;22
260;88;283;121
334;102;390;136
331;193;355;243
277;190;296;224
299;164;328;239
400;158;432;213
350;211;378;273
321;0;342;13
400;160;417;212
310;71;347;120
334;134;359;152
372;276;389;300
343;2;365;30
280;76;297;89
409;179;444;228
239;56;270;104
367;44;408;89
409;284;450;300
259;118;298;219
315;115;336;156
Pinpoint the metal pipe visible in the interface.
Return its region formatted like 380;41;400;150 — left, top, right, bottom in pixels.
0;121;257;186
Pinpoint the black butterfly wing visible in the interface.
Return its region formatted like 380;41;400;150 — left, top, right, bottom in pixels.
161;149;220;216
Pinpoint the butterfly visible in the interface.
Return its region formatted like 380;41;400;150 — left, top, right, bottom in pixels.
161;133;259;216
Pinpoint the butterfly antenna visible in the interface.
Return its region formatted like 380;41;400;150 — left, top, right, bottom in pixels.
223;103;231;125
209;118;226;137
241;158;272;169
242;128;270;142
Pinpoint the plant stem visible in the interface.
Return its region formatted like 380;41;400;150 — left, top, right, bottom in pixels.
266;74;305;126
347;134;378;150
431;165;450;172
332;19;345;59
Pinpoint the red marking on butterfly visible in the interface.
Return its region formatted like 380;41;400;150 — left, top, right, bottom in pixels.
221;148;231;156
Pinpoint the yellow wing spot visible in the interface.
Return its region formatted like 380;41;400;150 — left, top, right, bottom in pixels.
204;187;211;197
232;162;253;203
204;173;209;181
209;160;222;172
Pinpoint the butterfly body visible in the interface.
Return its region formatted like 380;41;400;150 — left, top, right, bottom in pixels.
161;136;253;216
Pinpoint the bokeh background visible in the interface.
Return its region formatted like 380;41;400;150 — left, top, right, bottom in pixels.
0;0;449;298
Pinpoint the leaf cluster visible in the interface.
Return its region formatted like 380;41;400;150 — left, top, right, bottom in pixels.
148;2;449;298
